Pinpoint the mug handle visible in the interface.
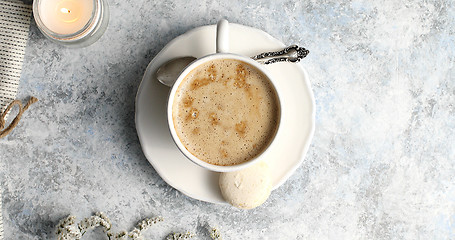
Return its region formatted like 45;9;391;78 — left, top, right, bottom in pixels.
216;19;229;53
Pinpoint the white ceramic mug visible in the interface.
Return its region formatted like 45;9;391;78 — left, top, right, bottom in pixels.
166;19;282;172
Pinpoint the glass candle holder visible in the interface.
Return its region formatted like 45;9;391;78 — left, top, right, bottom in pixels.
33;0;109;48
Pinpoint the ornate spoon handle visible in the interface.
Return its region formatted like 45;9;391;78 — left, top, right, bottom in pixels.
251;45;309;64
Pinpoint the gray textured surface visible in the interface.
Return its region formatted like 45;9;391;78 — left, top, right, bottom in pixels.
1;0;455;239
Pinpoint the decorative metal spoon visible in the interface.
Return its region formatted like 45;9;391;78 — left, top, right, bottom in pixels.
156;45;309;87
251;45;309;64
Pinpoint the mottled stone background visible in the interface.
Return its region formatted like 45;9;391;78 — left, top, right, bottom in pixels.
1;0;454;239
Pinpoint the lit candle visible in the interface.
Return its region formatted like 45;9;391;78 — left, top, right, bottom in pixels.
33;0;109;47
38;0;94;35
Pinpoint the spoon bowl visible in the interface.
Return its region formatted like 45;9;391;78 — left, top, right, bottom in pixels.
156;56;196;87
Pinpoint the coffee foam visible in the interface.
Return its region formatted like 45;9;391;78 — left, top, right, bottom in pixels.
173;59;280;166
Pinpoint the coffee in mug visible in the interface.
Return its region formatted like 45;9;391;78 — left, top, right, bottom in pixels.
172;59;280;166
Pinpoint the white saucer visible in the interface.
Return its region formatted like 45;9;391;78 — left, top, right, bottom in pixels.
135;23;315;204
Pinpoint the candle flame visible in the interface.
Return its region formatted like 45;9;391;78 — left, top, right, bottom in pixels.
60;8;70;14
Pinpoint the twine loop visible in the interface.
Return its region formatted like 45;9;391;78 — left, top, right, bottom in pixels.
0;97;38;138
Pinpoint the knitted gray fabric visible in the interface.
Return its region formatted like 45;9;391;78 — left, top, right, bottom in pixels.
0;0;32;238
